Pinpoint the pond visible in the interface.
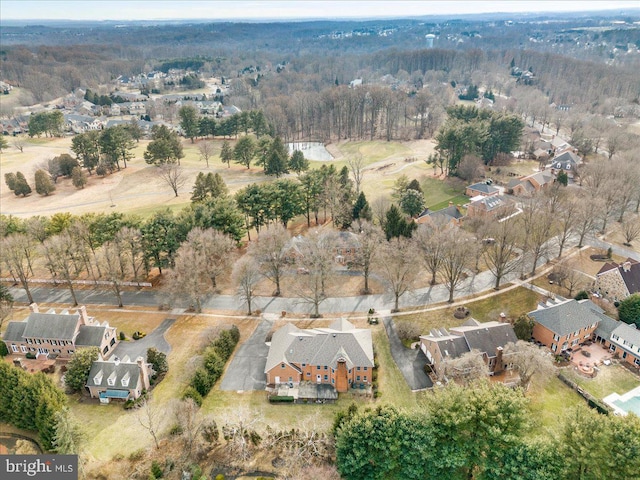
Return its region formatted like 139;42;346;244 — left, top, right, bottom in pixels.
0;433;42;454
287;142;334;161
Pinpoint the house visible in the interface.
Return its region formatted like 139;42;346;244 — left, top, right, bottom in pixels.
508;170;555;196
465;182;499;198
415;203;464;227
86;355;152;403
2;304;117;360
64;114;104;133
528;299;602;353
349;78;363;88
595;258;640;301
608;323;640;368
264;318;374;393
466;195;515;220
548;149;582;179
419;319;518;380
335;231;360;266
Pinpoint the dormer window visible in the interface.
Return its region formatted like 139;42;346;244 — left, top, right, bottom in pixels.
93;370;103;385
121;372;130;387
107;371;117;386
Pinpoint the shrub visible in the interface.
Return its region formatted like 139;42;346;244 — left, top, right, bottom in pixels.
618;293;640;328
26;352;36;359
128;449;145;461
151;460;163;478
268;396;294;403
574;291;589;301
190;368;213;397
147;347;168;375
0;340;8;357
119;331;126;341
182;386;203;407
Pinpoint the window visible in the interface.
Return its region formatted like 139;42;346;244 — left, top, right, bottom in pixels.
288;377;292;382
553;334;560;342
281;363;285;369
306;372;310;376
11;344;18;353
317;365;321;370
68;350;74;354
364;376;367;381
20;346;27;353
301;363;306;367
356;376;361;381
622;352;627;359
324;375;328;380
103;346;109;355
357;366;361;371
110;338;116;346
332;378;335;384
551;343;557;352
324;366;328;370
363;367;367;371
634;358;640;366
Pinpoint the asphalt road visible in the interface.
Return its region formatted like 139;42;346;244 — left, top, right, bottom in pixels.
219;318;272;391
112;317;175;361
383;316;433;390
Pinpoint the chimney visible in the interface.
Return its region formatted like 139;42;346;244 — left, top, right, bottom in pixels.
449;201;454;208
622;262;631;272
494;346;504;374
29;303;39;313
78;306;89;325
137;356;150;391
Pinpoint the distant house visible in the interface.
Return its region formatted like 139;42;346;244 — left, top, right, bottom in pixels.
508;170;555;196
528;299;603;353
2;304;117;360
86;355;152;403
595;258;640;302
284;231;361;266
466;195;515;220
548;149;582;179
349;78;363;88
415;203;464;227
264;318;374;393
465;182;499;198
64;114;104;134
419;319;518;381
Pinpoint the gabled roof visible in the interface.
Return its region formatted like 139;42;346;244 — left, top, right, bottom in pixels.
86;358;142;391
467;182;499;195
418;205;463;222
265;321;374;373
597;259;640;295
528;299;601;337
469;195;512;212
2;322;27;343
594;314;620;340
612;323;640;347
23;312;80;340
75;325;107;348
451;322;518;358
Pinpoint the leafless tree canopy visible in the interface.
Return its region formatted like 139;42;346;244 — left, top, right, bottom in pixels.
157;163;187;197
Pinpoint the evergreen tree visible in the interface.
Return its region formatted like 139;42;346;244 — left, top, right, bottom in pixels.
64;347;99;392
53;408;84;454
147;347;168;376
233;136;256;169
144;125;184;165
352;192;372;224
5;172;17;191
289;149;309;174
220;140;233;167
179;105;200;143
384;205;416;240
35;169;56;196
71;166;87;189
400;189;426;217
13;171;32;197
264;136;289;177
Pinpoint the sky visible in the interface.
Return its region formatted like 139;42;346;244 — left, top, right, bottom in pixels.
1;0;637;21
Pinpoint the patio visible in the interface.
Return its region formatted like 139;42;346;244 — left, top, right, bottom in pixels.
568;342;613;377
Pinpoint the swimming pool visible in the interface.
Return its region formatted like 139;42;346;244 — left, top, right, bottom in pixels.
612;394;640;417
604;385;640;417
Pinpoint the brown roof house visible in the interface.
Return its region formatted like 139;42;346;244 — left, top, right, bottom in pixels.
86;355;152;403
595;258;640;302
2;303;117;360
529;299;603;353
466;195;515;220
419;319;518;381
507;171;555;196
265;318;374;395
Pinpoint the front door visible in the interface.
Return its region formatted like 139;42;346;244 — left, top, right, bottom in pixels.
275;376;280;385
316;374;321;383
336;361;348;393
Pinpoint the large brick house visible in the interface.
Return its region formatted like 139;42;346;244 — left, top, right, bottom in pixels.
419;319;518;380
594;258;640;302
465;182;499;198
528;299;604;353
508;171;554;196
86;355;152;403
594;315;640;368
2;304;117;360
466;195;515;220
264;318;374;393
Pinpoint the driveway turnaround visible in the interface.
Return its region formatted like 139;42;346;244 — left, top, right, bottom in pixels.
112;318;175;360
383;316;433;390
220;318;273;391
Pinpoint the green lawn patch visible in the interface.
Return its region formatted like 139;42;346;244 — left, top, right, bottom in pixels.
371;327;416;409
428;194;469;211
421;177;466;209
528;375;582;436
561;365;640;400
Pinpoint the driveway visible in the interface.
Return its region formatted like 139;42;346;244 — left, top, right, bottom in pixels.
220;318;273;391
383;316;433;391
112;318;175;361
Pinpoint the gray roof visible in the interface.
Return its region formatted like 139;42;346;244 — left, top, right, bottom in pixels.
22;313;80;340
86;359;141;391
75;325;107;348
265;321;374;373
419;205;463;222
594;313;619;339
467;183;499;195
528;299;601;337
619;261;640;294
471;195;511;212
432;335;471;360
3;322;27;342
455;323;518;359
612;323;640;347
553;150;581;168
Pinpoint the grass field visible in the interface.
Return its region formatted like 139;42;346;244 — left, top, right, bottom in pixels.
528;375;582;435
561;364;640;400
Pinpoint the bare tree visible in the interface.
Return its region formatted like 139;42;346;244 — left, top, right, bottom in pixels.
198;140;215;168
555;196;577;258
442;350;489;385
414;222;444;285
42;233;80;306
248;225;290;296
166;242;208;313
114;227;144;280
157;163;187;197
295;230;337;317
503;341;555;390
12;137;25;153
0;285;14;332
574;194;597;247
98;241;129;308
186;227;235;288
621;214;640;247
350;221;383;294
221;407;262;464
2;234;37;304
232;255;261;315
612;157;639;222
347;154;366;195
439;229;476;303
137;398;163;450
483;219;521;290
172;398;206;461
521;198;554;277
376;237;420;312
371;196;390;228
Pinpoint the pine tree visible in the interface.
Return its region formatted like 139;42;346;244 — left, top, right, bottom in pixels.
71;166;87;189
264;136;289;177
35;169;56;196
220;140;233;167
13;171;32;196
5;172;17;191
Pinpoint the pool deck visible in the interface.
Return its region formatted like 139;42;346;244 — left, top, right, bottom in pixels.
603;385;640;416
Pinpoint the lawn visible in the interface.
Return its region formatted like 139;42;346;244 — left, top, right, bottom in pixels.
561;364;640;400
395;286;541;338
527;374;583;436
421;177;466;210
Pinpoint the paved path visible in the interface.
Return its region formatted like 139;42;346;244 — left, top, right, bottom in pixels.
382;316;433;391
220;318;273;391
112;318;175;360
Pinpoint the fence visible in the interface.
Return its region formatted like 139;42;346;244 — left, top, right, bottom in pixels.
557;371;612;415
